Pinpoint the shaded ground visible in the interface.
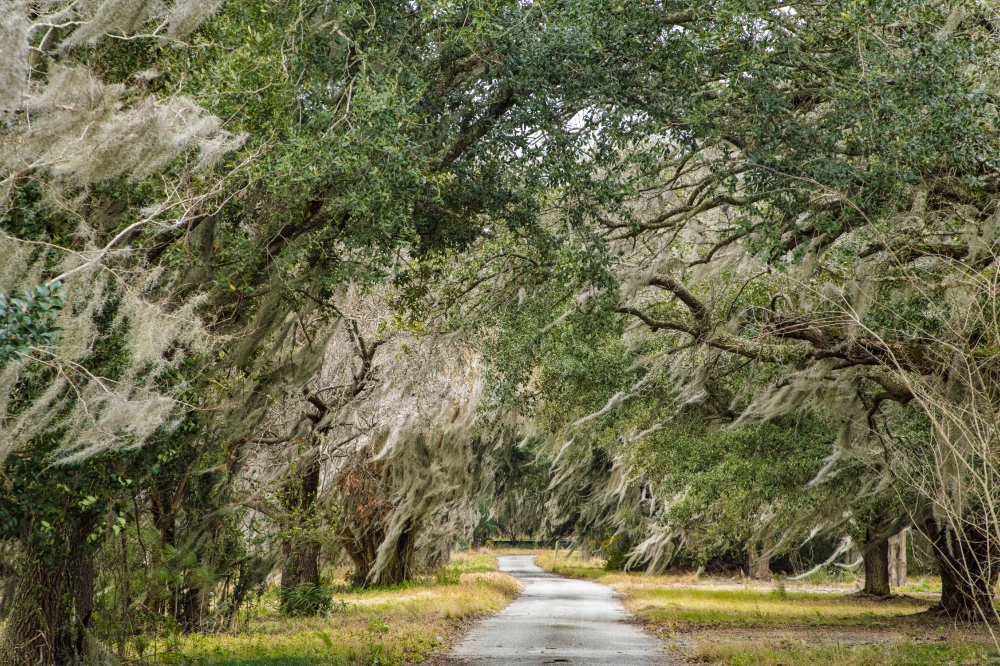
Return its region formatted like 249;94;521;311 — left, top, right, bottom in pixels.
445;555;666;665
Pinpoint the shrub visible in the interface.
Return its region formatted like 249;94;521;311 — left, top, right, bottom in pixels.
278;583;334;616
435;565;462;585
603;538;631;571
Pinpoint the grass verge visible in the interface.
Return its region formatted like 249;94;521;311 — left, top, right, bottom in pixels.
532;550;1000;666
157;552;518;666
692;639;995;666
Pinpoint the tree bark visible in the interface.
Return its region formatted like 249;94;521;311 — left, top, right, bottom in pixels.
916;507;1000;623
861;534;890;596
378;519;416;585
73;555;94;659
280;454;321;590
296;459;321;587
299;542;321;586
339;517;417;586
747;543;772;580
1;529;96;665
340;525;381;586
3;557;63;666
280;454;322;613
888;529;908;589
280;539;302;589
920;517;998;622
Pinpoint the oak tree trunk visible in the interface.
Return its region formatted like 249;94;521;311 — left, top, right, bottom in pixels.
299;542;321;586
747;543;772;580
923;519;998;622
339;516;418;587
280;455;322;612
280;540;300;588
335;456;421;587
861;535;890;596
280;456;321;586
1;531;96;665
299;455;321;585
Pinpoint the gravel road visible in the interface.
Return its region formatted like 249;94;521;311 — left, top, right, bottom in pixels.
448;555;665;665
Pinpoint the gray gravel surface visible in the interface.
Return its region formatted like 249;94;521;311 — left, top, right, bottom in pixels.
447;555;667;665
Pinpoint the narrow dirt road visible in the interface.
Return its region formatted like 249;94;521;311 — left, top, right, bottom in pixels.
448;555;666;665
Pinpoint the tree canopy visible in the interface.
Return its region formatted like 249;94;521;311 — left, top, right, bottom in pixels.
2;0;1000;661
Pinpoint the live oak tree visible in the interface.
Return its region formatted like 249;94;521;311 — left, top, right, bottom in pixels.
409;0;1000;619
5;1;1000;661
4;0;781;657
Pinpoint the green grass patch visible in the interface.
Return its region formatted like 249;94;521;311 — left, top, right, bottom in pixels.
175;657;324;666
896;576;944;594
797;567;860;586
451;552;499;574
630;587;931;630
695;639;996;666
532;551;937;630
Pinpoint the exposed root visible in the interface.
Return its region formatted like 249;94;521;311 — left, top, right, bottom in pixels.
848;591;896;602
918;604;999;625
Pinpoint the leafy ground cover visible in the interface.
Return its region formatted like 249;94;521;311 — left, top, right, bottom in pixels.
157;552;516;666
532;551;1000;666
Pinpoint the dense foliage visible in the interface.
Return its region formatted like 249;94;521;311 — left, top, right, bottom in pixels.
2;0;1000;662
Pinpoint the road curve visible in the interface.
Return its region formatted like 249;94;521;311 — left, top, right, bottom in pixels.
448;555;665;665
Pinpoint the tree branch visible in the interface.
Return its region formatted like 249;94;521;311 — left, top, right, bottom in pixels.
647;276;710;328
437;91;515;170
615;307;693;334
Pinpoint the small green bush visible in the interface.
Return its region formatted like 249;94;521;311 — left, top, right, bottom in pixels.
435;565;462;585
603;538;631;571
278;583;335;616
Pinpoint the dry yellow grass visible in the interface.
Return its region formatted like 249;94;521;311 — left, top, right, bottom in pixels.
532;550;1000;665
156;552;519;666
691;638;996;666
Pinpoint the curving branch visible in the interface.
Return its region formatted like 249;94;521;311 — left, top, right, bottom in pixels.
688;225;760;267
768;315;938;375
647;276;710;329
437;91;516;170
615;306;693;335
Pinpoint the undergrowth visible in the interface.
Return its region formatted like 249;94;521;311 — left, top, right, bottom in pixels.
153;551;514;666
